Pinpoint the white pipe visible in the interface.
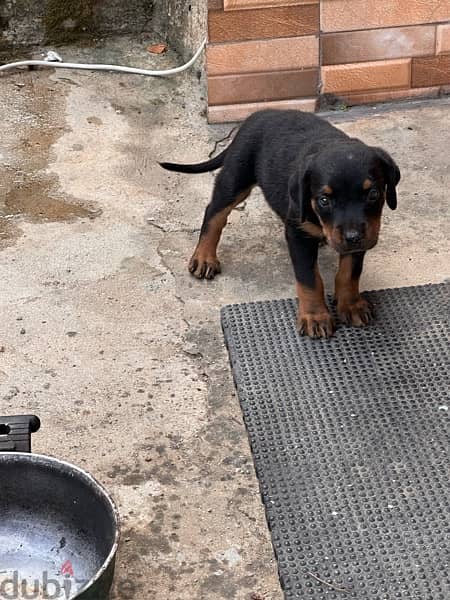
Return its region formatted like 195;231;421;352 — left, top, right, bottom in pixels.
0;39;206;77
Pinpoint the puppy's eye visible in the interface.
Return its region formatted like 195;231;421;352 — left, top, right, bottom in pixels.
317;196;331;208
368;188;380;201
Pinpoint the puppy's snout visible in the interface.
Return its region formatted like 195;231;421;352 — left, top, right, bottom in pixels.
344;229;362;245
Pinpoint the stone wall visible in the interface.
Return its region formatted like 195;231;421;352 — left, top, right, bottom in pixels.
152;0;207;61
0;0;154;47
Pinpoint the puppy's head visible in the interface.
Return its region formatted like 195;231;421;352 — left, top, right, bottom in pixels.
289;141;400;254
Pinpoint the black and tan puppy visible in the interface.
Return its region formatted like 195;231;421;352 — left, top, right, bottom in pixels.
160;109;400;339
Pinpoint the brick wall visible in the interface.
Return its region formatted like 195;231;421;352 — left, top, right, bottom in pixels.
207;0;450;123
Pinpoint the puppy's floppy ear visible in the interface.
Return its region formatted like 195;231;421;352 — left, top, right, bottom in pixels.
373;147;401;210
288;164;312;223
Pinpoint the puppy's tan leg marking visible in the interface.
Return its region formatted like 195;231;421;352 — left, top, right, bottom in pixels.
297;267;334;338
189;188;252;280
335;254;373;326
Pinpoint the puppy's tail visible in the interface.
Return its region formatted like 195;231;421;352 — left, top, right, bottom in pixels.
159;147;227;174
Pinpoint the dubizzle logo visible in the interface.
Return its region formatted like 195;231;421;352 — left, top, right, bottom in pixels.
0;562;76;599
0;561;136;599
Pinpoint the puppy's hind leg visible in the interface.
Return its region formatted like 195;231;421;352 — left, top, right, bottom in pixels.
189;171;252;280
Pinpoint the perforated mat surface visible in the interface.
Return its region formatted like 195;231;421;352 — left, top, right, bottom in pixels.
221;283;449;599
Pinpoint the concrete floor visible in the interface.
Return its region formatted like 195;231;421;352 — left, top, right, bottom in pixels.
0;38;449;599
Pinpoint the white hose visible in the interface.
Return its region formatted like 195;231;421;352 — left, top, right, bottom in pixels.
0;39;206;77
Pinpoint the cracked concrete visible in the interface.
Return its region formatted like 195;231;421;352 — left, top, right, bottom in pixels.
0;36;449;599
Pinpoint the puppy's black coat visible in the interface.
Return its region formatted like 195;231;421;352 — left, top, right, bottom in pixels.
160;110;400;338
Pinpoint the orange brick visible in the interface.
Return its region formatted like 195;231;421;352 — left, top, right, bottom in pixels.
208;98;317;123
436;24;450;54
224;1;317;10
322;1;450;33
412;55;450;87
322;59;411;94
207;36;319;76
209;5;319;43
322;26;435;66
334;86;440;107
208;69;318;105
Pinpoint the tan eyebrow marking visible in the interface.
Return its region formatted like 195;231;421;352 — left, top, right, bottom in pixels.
363;178;373;190
322;185;333;194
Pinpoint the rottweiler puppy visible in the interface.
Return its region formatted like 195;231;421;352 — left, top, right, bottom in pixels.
160;110;400;339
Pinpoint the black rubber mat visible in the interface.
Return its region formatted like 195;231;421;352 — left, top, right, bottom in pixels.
221;283;449;599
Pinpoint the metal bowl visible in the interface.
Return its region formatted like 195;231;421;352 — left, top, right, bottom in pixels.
0;417;119;599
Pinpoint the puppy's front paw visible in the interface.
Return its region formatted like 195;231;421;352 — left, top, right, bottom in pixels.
338;296;373;327
298;310;335;339
188;253;221;280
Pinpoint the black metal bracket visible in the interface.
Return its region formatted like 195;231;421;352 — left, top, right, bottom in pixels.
0;415;40;453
